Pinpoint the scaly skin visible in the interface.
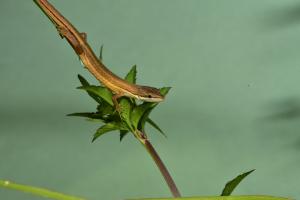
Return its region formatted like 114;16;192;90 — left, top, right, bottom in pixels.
33;0;164;107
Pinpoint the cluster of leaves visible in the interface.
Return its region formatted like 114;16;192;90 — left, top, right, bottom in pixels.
68;65;170;142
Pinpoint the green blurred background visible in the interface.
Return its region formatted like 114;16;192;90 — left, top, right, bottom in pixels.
1;0;300;199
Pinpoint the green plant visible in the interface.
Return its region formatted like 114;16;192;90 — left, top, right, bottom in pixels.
0;62;293;200
70;64;179;197
70;66;169;143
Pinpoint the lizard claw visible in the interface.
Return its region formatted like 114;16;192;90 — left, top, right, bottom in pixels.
56;26;67;38
115;103;121;114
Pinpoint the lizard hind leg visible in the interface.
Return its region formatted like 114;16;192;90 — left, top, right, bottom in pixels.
80;32;87;41
56;26;84;55
56;26;68;39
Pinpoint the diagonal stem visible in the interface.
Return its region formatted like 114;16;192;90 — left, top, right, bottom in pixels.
136;131;181;198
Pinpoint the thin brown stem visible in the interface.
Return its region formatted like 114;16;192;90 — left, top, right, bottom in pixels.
137;131;181;198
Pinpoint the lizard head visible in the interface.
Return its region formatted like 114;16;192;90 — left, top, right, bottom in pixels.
136;86;165;102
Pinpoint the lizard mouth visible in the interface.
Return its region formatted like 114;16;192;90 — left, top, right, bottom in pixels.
138;96;164;103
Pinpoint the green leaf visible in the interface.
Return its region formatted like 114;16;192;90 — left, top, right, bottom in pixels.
139;108;153;132
146;118;166;137
131;103;155;129
119;97;134;131
221;170;255;196
67;112;105;121
126;196;292;200
120;130;129;141
118;64;137;129
99;44;104;61
134;86;171;122
0;180;85;200
125;65;137;84
77;74;102;104
136;87;171;133
159;87;172;96
97;101;114;116
92;122;128;142
77;85;113;106
131;87;171;132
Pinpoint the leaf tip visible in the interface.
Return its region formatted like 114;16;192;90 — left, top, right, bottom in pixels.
221;169;255;196
91;136;97;143
159;87;172;96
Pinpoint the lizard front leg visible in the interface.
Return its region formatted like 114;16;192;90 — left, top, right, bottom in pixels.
112;93;124;113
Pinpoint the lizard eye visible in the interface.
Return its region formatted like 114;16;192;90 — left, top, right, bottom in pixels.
148;95;152;98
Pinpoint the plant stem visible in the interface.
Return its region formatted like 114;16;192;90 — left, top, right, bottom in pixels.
136;131;181;198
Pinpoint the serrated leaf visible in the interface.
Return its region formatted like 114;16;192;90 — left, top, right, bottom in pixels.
77;85;113;106
131;103;155;129
138;104;158;132
140;108;153;132
136;87;171;133
0;179;86;200
92;122;128;142
119;97;134;131
139;104;167;133
126;195;292;200
120;130;129;141
134;87;171;132
77;74;102;104
97;101;114;116
125;65;137;84
117;61;137;130
146;118;166;137
93;124;118;142
221;170;255;196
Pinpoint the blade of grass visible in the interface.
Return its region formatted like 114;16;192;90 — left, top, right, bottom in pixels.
0;180;85;200
127;195;292;200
